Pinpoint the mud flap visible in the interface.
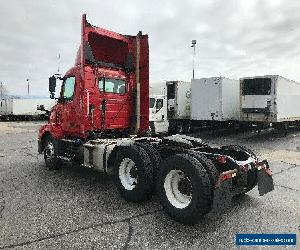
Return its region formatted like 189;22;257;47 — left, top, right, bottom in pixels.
212;179;233;212
257;169;274;196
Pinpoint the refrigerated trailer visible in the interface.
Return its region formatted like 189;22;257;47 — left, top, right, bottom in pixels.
0;98;56;120
191;77;240;123
240;75;300;128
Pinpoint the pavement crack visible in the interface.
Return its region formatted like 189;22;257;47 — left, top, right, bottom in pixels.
0;190;5;219
281;161;299;166
273;162;298;176
123;220;133;250
274;184;299;192
0;201;5;219
0;208;162;249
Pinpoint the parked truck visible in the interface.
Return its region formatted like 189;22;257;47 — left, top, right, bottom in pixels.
38;15;274;224
0;98;56;120
240;75;300;130
149;94;168;135
151;78;240;134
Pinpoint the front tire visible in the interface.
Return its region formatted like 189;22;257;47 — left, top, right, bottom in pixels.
43;135;61;170
113;145;154;202
157;154;212;224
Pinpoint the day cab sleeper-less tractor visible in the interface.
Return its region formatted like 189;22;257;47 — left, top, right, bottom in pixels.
38;15;274;224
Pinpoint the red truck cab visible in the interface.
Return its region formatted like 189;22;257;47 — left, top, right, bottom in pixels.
39;14;149;149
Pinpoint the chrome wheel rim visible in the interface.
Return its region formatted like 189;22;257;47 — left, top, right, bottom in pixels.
45;141;54;160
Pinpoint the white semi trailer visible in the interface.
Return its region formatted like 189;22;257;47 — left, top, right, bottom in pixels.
191;77;240;123
0;98;56;120
150;78;241;134
240;75;300;129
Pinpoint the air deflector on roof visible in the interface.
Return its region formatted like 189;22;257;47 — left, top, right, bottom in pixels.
86;32;130;69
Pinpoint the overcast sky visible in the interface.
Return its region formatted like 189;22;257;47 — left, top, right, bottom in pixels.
0;0;299;96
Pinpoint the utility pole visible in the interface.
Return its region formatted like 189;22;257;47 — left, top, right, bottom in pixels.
191;40;196;79
26;79;30;96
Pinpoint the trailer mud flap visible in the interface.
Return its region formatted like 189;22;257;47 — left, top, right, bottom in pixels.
257;169;274;196
212;180;233;212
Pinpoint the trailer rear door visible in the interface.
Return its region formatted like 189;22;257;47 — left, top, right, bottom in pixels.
191;78;222;121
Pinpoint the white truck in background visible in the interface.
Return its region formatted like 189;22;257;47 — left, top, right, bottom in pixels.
149;94;168;134
0;98;56;120
150;78;241;135
240;75;300;129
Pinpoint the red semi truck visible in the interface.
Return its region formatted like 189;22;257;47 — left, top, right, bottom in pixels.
38;15;274;224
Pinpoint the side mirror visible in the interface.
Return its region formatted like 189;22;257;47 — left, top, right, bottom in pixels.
49;76;56;99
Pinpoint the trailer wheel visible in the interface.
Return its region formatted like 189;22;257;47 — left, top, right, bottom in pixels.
183;121;192;134
43;135;61;170
157;154;211;224
149;122;156;136
114;145;154;202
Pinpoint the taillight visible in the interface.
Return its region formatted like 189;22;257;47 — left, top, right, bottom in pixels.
222;173;232;181
216;155;227;164
257;162;272;176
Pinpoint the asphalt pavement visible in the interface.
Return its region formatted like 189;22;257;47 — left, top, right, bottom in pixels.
0;122;299;249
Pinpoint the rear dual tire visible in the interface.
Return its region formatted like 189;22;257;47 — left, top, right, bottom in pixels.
113;145;154;202
157;154;212;224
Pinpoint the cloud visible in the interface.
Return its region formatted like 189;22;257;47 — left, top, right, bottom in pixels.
0;0;299;96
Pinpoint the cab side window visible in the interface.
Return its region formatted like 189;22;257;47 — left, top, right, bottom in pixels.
98;78;126;94
63;76;75;100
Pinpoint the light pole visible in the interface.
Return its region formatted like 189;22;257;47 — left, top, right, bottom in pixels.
26;79;30;96
0;81;3;98
191;40;196;79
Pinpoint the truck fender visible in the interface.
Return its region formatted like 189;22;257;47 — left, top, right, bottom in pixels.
38;125;63;153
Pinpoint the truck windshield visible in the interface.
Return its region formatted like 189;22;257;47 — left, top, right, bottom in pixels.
98;78;126;94
242;78;271;95
156;99;163;111
150;98;155;108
